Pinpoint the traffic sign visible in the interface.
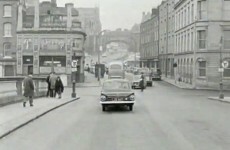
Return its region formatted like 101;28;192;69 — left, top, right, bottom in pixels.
222;61;229;69
71;60;78;67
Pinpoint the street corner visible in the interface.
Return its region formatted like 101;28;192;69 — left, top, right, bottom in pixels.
208;97;230;103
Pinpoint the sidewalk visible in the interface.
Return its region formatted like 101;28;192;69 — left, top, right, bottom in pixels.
208;97;230;103
0;88;80;139
162;77;194;89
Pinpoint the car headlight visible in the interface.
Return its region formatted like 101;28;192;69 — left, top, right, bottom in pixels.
100;95;106;101
129;95;135;101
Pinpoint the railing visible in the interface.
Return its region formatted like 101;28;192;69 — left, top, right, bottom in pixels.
0;76;47;107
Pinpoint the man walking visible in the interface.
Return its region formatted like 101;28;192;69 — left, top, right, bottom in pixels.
49;72;57;97
46;73;51;97
23;73;34;107
140;72;145;92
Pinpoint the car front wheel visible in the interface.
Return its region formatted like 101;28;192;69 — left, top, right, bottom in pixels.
102;105;106;111
129;105;133;111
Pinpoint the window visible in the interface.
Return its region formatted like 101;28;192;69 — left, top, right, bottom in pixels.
224;30;230;49
3;5;12;17
4;23;12;37
224;60;230;77
188;6;190;24
3;43;11;57
198;0;207;20
198;30;206;49
198;60;206;77
191;4;194;21
191;31;194;51
187;32;190;51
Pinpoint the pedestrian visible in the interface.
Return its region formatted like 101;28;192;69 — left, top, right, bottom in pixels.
49;72;57;97
55;76;64;99
23;73;34;107
46;73;51;97
140;72;145;92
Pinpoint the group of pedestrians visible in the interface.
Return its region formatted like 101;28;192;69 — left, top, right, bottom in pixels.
22;72;64;107
46;72;64;99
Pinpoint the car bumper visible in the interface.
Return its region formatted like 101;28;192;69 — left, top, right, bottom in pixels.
100;101;135;104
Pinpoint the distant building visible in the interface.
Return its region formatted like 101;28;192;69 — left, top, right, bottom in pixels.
140;8;159;70
17;0;86;85
77;7;101;54
159;0;175;78
0;0;19;77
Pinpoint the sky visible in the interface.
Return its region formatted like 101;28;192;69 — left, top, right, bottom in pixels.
41;0;163;30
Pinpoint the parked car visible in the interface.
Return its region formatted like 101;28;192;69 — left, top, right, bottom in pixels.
150;68;161;81
100;79;135;111
131;74;147;89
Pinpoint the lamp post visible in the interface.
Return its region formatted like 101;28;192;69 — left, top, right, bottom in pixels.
219;36;224;99
96;30;109;83
71;52;77;98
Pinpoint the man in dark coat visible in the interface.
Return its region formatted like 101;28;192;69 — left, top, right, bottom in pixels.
46;73;51;97
55;76;64;99
140;72;145;92
23;73;34;107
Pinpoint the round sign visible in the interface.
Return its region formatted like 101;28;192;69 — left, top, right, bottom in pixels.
222;61;229;69
71;60;78;67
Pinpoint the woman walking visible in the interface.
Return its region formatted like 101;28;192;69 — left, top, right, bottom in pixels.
55;76;64;99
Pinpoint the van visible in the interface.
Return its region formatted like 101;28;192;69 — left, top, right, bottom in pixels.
108;61;125;79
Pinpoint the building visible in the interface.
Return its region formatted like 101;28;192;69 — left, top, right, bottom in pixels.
159;0;175;78
140;8;159;70
16;0;86;85
174;0;230;89
0;0;19;77
77;7;101;54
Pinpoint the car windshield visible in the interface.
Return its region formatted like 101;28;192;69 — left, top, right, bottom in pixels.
110;64;122;69
103;80;130;90
134;75;142;80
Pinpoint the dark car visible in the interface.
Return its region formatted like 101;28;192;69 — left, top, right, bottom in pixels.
100;79;135;111
150;68;161;81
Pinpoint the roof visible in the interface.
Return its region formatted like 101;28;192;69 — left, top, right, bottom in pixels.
26;6;79;16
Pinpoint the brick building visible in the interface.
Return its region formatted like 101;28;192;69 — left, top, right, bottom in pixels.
0;0;18;77
16;0;86;85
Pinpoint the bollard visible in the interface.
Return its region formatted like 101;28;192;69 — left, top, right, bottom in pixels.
72;80;76;98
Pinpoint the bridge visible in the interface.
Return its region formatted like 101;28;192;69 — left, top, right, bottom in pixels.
100;29;139;53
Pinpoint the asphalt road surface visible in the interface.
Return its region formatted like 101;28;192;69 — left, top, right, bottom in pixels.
0;83;230;150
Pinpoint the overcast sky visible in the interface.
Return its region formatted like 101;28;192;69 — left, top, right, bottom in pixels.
41;0;162;30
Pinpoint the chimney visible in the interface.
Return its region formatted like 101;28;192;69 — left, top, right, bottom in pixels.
151;8;158;16
142;12;145;17
34;0;39;30
51;0;57;7
66;3;74;29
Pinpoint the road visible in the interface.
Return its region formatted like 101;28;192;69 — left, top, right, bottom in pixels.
0;83;230;150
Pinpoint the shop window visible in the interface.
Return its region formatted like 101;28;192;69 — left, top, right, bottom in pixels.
224;30;230;49
39;56;66;67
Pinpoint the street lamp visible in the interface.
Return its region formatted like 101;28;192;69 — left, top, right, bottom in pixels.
96;30;109;83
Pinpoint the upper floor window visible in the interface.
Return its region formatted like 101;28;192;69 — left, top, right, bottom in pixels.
3;5;12;17
3;42;11;57
4;23;12;37
198;30;206;49
224;30;230;49
198;0;207;20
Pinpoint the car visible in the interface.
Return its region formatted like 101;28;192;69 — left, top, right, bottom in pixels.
108;61;125;79
100;79;135;111
135;68;153;86
131;74;147;89
150;68;161;81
